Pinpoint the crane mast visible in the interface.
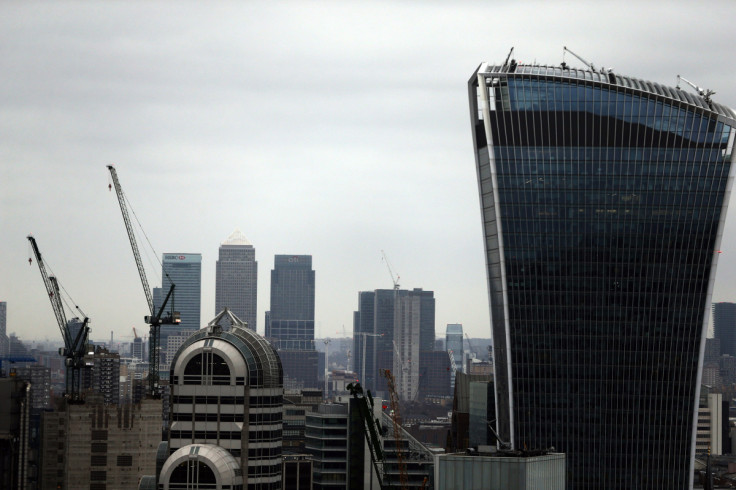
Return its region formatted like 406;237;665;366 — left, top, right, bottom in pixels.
28;235;89;403
382;369;409;489
107;165;179;397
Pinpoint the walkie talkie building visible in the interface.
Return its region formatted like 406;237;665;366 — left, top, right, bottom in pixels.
469;59;736;488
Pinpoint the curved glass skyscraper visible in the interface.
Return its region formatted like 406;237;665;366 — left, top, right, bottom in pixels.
469;60;736;489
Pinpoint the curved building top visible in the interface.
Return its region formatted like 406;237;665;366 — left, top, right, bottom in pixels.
478;62;736;120
170;308;282;388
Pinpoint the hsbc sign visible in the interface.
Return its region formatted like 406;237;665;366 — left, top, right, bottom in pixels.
163;254;202;263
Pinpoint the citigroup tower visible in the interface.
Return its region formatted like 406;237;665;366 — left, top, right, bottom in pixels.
469;58;736;488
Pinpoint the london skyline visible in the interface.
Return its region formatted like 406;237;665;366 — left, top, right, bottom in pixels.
3;2;736;343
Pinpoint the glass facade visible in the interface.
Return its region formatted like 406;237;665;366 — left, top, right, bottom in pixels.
470;62;736;489
713;302;736;357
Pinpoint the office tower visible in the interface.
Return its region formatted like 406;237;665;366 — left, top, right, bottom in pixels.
160;253;201;344
266;255;318;389
306;403;349;488
714;302;736;356
131;336;143;360
0;301;7;357
469;59;736;488
148;309;284;489
418;350;452;399
215;229;258;330
445;324;464;373
353;288;435;398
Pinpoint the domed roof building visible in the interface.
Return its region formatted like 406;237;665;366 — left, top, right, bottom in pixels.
144;309;283;490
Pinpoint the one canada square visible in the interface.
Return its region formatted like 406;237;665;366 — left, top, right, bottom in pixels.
469;59;736;489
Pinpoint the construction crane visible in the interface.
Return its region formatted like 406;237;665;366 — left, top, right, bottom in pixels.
677;75;715;104
382;369;408;489
27;235;90;403
107;165;180;397
381;250;400;290
447;349;458;378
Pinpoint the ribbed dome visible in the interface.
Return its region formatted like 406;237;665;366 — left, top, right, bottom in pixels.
221;229;251;246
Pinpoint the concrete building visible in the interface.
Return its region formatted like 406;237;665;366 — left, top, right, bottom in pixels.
266;255;318;389
40;397;162;490
305;403;349;489
82;346;121;405
151;308;284;489
216;230;258;331
283;389;323;454
696;386;724;455
435;451;565;490
469;59;736;488
16;365;52;410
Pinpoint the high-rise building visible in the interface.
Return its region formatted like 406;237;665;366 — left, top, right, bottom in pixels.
353;288;435;399
469;59;736;488
445;324;464;373
147;309;284;489
714;302;736;357
0;301;8;357
215;229;258;330
267;255;318;389
160;252;201;342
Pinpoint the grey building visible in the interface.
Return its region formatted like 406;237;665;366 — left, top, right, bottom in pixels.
469;59;736;488
215;229;258;331
161;253;202;335
267;255;318;389
353;288;434;397
445;324;464;372
305;402;349;489
153;308;284;490
0;301;8;357
81;346;121;405
16;365;52;410
714;303;736;357
436;451;565;490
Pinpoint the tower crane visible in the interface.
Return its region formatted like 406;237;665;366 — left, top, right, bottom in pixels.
382;369;408;489
381;250;400;290
27;235;90;403
107;165;179;397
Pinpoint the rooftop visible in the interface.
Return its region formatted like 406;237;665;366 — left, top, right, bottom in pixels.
479;62;736;120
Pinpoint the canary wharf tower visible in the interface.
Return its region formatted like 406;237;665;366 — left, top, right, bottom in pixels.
469;57;736;489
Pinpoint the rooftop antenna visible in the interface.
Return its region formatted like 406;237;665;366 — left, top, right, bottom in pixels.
677;75;715;104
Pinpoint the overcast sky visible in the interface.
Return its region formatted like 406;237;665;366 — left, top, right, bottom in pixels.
2;1;735;346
